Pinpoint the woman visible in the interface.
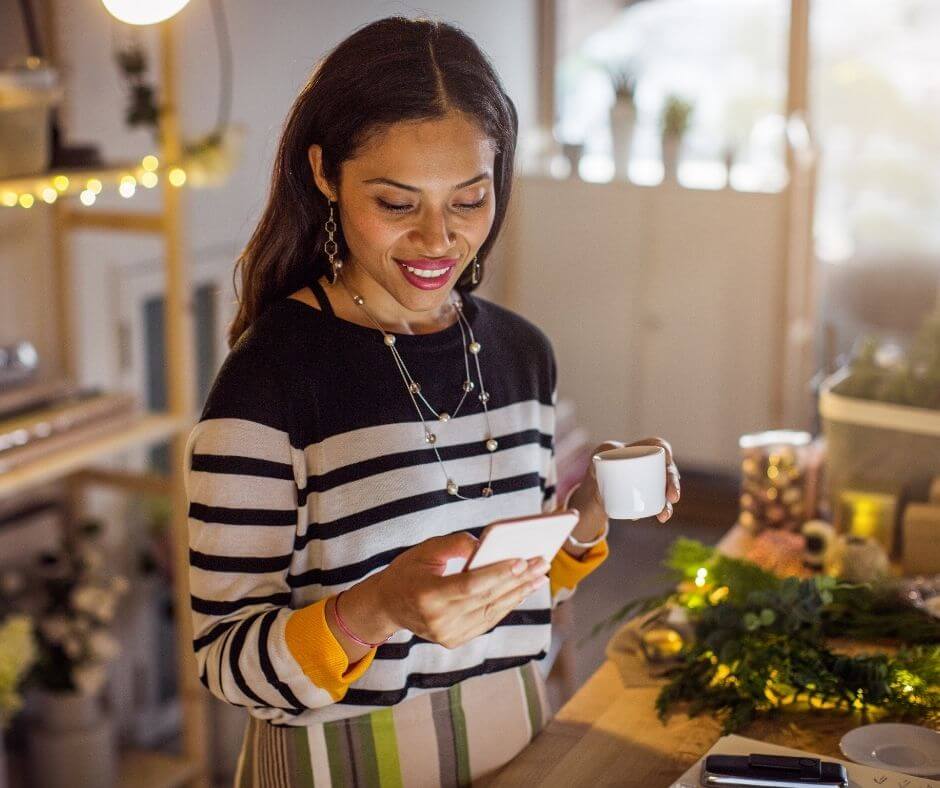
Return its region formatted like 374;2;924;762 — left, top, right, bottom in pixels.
184;15;681;787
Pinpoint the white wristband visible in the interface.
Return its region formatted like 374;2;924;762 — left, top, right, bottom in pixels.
561;483;609;547
566;518;609;549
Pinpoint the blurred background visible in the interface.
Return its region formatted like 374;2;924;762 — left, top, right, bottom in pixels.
1;1;939;786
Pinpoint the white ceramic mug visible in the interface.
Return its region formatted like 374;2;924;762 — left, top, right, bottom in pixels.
592;445;666;520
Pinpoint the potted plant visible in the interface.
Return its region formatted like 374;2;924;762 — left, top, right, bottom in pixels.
0;612;37;788
659;94;694;182
23;519;128;788
608;66;638;179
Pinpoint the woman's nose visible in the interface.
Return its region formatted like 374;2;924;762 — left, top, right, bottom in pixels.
412;210;455;256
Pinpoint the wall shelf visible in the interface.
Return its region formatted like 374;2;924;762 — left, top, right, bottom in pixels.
0;412;183;498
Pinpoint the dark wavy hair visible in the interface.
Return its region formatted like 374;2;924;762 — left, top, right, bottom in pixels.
227;16;519;348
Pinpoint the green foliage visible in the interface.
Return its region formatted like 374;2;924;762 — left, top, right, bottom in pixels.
660;95;694;137
598;538;940;733
833;310;940;410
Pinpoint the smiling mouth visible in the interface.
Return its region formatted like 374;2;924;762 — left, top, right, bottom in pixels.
398;263;454;279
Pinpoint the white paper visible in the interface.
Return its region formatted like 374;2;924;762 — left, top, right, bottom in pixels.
669;734;940;788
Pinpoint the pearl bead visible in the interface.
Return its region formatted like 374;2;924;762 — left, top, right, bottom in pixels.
446;479;459;496
408;382;420;394
463;380;475;392
425;431;436;444
438;412;450;422
486;438;498;452
468;341;481;354
353;295;364;305
479;391;490;403
481;486;493;497
384;335;396;346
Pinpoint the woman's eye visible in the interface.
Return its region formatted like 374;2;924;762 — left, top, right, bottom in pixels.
458;196;488;211
378;199;413;213
377;196;488;214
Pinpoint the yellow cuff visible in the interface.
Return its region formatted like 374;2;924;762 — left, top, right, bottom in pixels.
548;538;609;599
284;597;377;701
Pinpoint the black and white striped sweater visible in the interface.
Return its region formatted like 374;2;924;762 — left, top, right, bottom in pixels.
184;282;608;726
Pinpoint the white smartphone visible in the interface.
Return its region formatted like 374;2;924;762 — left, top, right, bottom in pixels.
461;509;580;572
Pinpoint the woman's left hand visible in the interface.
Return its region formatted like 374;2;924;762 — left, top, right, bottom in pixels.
574;437;681;523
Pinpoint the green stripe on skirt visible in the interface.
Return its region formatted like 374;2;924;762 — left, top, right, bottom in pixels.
233;660;552;787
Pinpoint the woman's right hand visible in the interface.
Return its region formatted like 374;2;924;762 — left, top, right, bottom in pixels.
373;532;549;649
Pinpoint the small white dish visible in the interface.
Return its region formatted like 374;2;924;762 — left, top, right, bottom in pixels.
840;723;940;777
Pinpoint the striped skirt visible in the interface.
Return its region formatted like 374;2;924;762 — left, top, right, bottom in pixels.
233;659;552;787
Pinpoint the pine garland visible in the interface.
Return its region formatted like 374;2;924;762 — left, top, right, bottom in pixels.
599;538;940;733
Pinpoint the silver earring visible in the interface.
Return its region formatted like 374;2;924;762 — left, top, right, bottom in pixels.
325;200;342;284
470;255;480;285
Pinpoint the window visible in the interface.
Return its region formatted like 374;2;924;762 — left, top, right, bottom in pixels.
556;0;790;190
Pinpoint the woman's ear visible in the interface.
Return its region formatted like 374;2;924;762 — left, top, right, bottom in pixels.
307;144;337;201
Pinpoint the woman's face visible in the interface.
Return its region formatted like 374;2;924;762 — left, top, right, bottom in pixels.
308;111;497;321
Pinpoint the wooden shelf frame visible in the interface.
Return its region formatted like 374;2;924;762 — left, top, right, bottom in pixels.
0;412;183;498
0;7;211;788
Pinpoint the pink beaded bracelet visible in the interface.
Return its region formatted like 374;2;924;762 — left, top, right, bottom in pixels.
333;590;394;648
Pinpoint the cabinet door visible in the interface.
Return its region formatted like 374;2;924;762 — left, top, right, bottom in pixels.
637;185;784;472
501;177;647;447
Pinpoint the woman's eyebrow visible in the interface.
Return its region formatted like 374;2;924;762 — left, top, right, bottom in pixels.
361;172;491;192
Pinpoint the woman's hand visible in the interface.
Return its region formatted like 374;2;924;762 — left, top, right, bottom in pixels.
571;436;681;523
368;533;549;649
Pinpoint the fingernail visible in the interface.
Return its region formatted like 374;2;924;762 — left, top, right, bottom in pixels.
531;576;549;590
511;560;527;575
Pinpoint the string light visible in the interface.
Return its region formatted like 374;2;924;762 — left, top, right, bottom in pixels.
118;175;137;198
1;154;193;208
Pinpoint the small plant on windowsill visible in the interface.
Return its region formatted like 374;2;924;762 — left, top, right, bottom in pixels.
660;95;694;182
609;67;638;109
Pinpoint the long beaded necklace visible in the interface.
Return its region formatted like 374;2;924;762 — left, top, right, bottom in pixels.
336;273;497;500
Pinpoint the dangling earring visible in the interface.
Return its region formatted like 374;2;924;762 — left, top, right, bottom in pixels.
470;255;480;285
324;199;342;284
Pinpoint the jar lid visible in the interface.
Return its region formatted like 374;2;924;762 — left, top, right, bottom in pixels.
739;429;812;449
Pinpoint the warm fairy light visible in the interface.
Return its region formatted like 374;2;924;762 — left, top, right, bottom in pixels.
41;187;58;204
142;155;159;171
141;171;159;188
708;586;730;604
18;194;34;208
694;567;708;587
53;175;69;191
168;167;186;187
2;192;17;207
79;190;96;206
86;179;103;195
119;175;137;198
